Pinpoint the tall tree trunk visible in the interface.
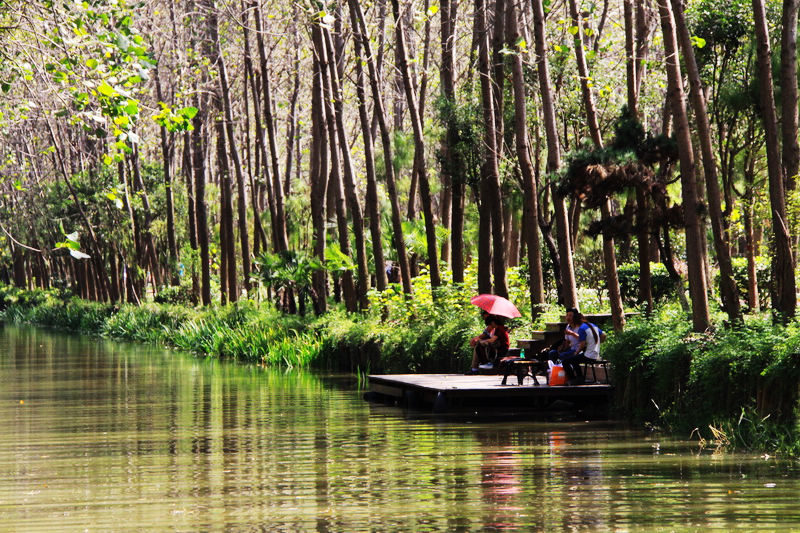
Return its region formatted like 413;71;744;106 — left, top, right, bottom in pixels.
310;52;329;314
781;0;800;194
507;0;544;317
350;5;388;292
312;24;358;311
658;0;710;331
531;0;577;308
253;1;287;253
753;0;797;321
155;72;179;286
323;28;371;308
213;18;250;296
624;0;638;115
441;0;464;282
216;121;238;302
391;0;441;291
476;0;508;297
182;132;199;302
242;5;270;255
672;0;740;323
192;112;211;305
350;0;413;294
568;0;623;327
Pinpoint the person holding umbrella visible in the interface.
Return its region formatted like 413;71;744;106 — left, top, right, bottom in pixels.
467;313;509;373
466;295;520;374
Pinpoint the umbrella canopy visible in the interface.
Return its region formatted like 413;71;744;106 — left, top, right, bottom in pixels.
470;294;522;318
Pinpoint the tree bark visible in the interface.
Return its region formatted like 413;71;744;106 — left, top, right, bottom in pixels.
349;4;388;292
476;0;508;297
441;0;464;282
192;110;211;306
781;0;800;194
531;0;577;308
658;0;710;331
568;0;623;328
322;28;371;308
310;50;329;314
753;0;797;321
391;0;442;291
350;0;413;294
672;0;741;323
507;0;545;316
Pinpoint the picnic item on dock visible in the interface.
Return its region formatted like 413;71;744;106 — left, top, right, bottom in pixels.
548;362;567;386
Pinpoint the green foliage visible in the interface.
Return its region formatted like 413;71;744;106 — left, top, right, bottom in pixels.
718;256;770;310
603;305;800;453
617;262;675;305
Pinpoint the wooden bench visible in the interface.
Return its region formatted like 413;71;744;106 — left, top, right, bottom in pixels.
499;358;547;385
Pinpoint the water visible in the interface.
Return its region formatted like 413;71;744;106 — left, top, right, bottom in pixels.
1;325;799;531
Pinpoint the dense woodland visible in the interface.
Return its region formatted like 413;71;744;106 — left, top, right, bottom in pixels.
1;0;799;332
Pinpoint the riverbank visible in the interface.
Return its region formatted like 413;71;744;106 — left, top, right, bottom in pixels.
1;285;799;455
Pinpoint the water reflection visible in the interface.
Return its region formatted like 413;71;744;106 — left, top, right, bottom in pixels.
1;325;800;531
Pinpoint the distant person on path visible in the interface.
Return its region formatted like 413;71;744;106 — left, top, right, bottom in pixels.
467;313;509;373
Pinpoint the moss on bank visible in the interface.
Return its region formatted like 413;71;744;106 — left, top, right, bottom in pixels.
2;285;799;455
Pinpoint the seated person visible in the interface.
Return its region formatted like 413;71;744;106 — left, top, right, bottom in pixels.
559;315;606;385
467;315;509;373
547;307;583;364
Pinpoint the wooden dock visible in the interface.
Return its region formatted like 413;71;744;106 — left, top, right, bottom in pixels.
366;373;613;416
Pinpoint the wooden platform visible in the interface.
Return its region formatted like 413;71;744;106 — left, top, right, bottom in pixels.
366;373;613;415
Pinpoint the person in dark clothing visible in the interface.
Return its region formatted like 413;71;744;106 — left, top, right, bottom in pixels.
467;315;509;373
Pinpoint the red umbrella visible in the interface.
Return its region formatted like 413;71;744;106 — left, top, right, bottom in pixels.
470;294;522;318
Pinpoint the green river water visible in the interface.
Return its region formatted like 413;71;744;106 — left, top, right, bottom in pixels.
1;324;800;531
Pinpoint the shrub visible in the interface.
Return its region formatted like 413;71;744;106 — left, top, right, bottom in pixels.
616;262;674;305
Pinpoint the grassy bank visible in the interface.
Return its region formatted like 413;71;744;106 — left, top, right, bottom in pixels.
2;285;799;455
602;305;800;454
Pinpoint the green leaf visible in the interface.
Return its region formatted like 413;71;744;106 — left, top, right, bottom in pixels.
179;106;198;119
124;101;139;115
568;25;579;35
97;82;115;97
427;4;439;17
85;58;99;69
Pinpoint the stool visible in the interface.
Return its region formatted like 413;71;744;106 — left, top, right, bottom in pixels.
581;359;610;384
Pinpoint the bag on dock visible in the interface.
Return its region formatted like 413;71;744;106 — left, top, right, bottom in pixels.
548;363;567;386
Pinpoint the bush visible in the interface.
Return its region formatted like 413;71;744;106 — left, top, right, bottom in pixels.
617;262;674;305
603;304;800;452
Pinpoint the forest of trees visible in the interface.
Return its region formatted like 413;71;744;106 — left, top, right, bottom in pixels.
1;0;799;332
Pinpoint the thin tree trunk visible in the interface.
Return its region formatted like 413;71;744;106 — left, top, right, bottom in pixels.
216;121;238;302
312;24;358;311
310;51;329;314
658;0;710;331
192;111;211;306
253;0;287;253
441;0;464;282
391;0;441;291
476;0;507;297
781;0;800;194
350;4;388;292
531;0;577;307
213;17;250;295
507;0;544;316
753;0;796;321
350;0;413;294
672;0;740;323
568;0;623;327
322;28;371;308
155;72;179;286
